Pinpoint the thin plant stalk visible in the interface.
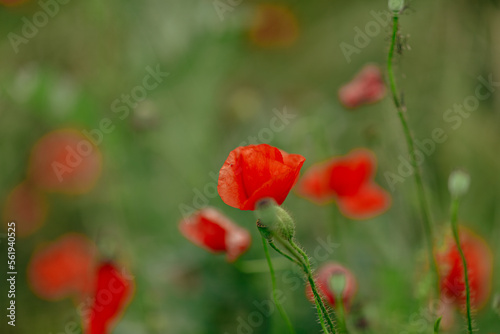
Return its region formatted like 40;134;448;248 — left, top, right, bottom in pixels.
449;198;474;333
289;240;338;333
387;13;439;294
261;236;296;334
268;232;337;334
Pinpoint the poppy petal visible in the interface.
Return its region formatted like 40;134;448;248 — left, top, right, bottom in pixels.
336;183;391;220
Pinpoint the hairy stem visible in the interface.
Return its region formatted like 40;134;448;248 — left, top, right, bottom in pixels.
387;14;439;295
449;198;474;333
261;236;296;334
290;240;338;334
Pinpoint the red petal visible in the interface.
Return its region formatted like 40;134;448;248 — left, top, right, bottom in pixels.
436;228;493;311
327;149;374;197
179;207;251;262
86;263;134;334
338;65;386;109
294;162;335;205
218;144;305;210
336;183;391;220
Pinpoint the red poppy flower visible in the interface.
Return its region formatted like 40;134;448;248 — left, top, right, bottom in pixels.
27;233;97;301
218;144;305;211
179;207;251;262
85;262;134;334
436;227;493;311
295;149;390;219
305;262;357;309
3;181;48;237
28;129;102;194
249;4;299;48
338;65;386;109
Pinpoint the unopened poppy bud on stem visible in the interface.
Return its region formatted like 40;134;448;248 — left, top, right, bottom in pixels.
388;0;404;13
448;170;470;198
254;198;295;241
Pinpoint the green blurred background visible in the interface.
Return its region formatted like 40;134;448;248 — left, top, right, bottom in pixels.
0;0;499;333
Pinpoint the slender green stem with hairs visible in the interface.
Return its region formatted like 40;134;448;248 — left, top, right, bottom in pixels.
449;198;474;334
265;231;336;334
289;240;338;334
261;236;296;334
387;14;439;295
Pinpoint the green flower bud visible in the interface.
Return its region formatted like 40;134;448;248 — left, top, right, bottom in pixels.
254;198;295;240
448;170;470;198
388;0;405;13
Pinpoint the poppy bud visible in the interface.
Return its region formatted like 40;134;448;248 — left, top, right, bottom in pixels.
388;0;405;13
255;198;295;241
448;170;470;198
179;207;251;262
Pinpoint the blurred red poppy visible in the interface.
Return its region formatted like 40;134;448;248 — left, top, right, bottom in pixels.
436;227;493;311
218;144;305;211
0;0;28;6
179;207;251;262
249;4;299;48
295;149;390;219
3;181;48;237
85;262;134;334
305;262;357;309
28;129;102;194
27;233;97;301
338;65;386;109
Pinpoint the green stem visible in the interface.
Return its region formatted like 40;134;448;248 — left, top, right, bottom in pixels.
290;240;338;334
269;240;303;267
387;14;439;296
335;293;348;334
269;233;336;334
261;236;296;334
449;198;474;334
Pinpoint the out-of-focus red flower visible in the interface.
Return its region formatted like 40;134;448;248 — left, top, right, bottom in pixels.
305;262;357;309
295;149;390;219
218;144;305;211
27;233;96;301
179;207;251;262
28;129;102;194
0;0;28;6
249;4;299;48
85;262;134;334
3;181;48;237
436;227;493;311
338;65;386;109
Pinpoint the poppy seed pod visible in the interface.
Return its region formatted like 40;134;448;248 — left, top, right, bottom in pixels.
255;198;295;241
388;0;405;13
448;170;470;198
305;262;357;309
